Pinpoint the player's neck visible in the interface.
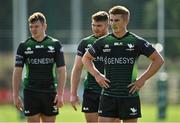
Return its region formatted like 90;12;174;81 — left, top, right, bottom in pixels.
94;31;108;38
32;34;46;42
113;29;128;38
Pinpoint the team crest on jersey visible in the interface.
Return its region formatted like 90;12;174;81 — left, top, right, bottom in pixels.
87;44;92;47
85;44;92;51
53;105;58;113
24;47;33;54
27;47;31;51
48;46;55;53
126;43;135;51
129;107;137;116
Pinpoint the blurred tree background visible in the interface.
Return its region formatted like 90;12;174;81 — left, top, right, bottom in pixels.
1;0;180;57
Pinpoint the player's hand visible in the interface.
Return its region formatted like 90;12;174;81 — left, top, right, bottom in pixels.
13;95;24;112
54;94;64;108
70;95;80;111
95;73;110;88
128;79;145;94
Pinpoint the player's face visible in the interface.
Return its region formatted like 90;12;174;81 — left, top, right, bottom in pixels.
92;20;108;37
29;20;47;38
110;14;127;33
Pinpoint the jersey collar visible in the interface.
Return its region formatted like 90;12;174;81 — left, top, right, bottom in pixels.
31;36;48;43
111;32;130;40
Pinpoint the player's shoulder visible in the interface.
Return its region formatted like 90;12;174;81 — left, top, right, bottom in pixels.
20;37;31;44
95;33;112;43
18;37;32;47
128;32;146;42
83;35;94;40
79;35;95;46
81;35;95;42
46;36;63;47
129;32;153;48
46;36;60;42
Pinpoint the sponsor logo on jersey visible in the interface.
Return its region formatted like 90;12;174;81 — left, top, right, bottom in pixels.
129;107;137;116
98;110;102;113
144;42;150;47
94;56;104;62
48;46;55;53
104;57;134;65
28;58;54;64
25;47;33;54
114;42;123;46
35;45;44;48
103;44;111;52
24;110;30;114
103;49;111;52
83;107;89;111
126;43;135;51
104;44;109;48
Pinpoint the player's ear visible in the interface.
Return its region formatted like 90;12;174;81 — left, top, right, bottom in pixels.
105;21;109;26
125;16;129;25
44;23;47;30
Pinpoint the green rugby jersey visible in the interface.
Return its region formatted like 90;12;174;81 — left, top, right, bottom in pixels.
15;36;65;92
88;32;155;97
77;35;104;93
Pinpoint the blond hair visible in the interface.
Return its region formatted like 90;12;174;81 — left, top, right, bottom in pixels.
28;12;46;24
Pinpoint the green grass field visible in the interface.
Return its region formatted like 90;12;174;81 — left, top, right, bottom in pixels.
0;104;179;122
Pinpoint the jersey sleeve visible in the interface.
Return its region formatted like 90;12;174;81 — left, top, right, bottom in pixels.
88;39;103;58
15;43;25;67
138;38;155;57
77;40;86;57
55;41;65;67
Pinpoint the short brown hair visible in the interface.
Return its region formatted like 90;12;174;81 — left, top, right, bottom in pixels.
109;6;130;21
28;12;46;24
92;11;109;22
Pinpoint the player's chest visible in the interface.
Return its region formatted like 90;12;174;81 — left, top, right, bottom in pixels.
102;42;139;56
24;44;56;58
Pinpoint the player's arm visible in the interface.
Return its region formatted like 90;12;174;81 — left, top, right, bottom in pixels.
139;51;164;81
55;65;67;108
70;55;83;110
12;43;25;111
12;67;24;111
54;41;67;108
129;51;164;94
82;51;110;88
70;40;86;110
12;67;23;99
